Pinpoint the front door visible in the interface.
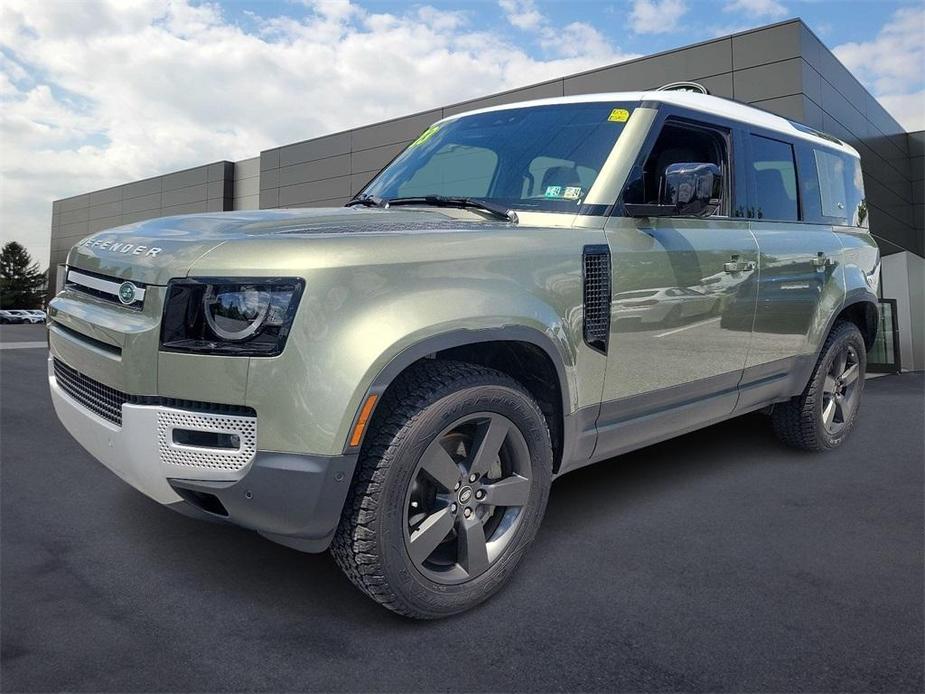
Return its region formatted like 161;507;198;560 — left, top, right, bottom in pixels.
593;115;759;459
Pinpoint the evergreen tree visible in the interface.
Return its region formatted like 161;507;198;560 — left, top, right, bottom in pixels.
0;242;46;309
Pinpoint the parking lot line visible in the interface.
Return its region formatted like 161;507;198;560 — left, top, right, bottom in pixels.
655;316;721;338
0;341;47;350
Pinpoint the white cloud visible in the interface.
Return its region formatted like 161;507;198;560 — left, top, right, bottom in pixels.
499;0;544;31
629;0;688;35
498;0;624;61
834;7;924;95
723;0;788;19
834;6;925;131
0;0;634;267
874;91;925;133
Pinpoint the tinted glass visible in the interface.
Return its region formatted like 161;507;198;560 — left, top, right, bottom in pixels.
845;154;868;228
624;121;727;213
363;103;633;213
814;148;847;218
750;135;798;221
797;144;867;227
396;146;497;198
795;142;823;222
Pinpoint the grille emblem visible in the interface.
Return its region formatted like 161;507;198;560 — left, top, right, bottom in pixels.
118;281;138;305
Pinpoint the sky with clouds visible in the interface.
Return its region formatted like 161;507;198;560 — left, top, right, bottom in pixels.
1;0;922;267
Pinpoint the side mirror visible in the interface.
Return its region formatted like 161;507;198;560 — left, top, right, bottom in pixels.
662;162;722;217
624;162;723;218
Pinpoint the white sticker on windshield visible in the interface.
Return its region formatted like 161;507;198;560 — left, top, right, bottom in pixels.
563;186;582;200
545;185;562;198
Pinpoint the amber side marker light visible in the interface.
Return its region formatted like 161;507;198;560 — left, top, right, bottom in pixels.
350;394;379;447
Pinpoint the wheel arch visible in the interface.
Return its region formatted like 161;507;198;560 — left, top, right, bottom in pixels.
787;291;879;399
835;292;879;352
344;327;572;472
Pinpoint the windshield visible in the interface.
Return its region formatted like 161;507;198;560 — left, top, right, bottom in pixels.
361;102;634;213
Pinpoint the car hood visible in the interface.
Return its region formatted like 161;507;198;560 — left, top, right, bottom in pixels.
67;207;511;285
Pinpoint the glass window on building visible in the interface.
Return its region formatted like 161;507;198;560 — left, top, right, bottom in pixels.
869;299;902;373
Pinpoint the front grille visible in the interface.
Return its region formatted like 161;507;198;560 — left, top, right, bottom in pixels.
52;358;255;427
582;245;611;353
64;267;146;311
53;358;126;425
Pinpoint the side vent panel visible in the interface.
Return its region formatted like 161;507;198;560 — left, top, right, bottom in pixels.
582;245;611;353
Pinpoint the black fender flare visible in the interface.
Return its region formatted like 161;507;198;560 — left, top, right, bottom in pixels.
343;326;573;454
791;290;880;392
828;289;880;351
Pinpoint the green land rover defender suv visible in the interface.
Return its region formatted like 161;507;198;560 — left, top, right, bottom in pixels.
49;91;880;618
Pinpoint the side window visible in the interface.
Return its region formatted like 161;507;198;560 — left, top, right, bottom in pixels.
796;145;866;227
397;144;497;198
795;143;823;222
624;121;728;214
814;149;847;218
845;154;868;228
750;135;798;221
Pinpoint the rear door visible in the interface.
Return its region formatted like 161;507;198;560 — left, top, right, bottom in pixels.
737;132;845;410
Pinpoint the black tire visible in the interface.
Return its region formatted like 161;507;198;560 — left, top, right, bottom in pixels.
666;304;683;326
331;359;553;618
772;321;867;451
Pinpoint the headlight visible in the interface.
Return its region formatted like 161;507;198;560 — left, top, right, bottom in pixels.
203;285;271;341
161;278;304;356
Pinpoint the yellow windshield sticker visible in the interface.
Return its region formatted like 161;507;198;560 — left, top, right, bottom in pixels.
410;125;440;147
607;108;630;122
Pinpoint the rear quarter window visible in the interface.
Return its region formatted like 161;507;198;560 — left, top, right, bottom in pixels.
814;149;848;218
844;155;868;228
796;143;867;227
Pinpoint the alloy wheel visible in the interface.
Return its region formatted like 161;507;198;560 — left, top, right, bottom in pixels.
821;344;860;435
403;412;531;585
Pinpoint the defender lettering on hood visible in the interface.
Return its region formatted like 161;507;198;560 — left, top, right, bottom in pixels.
81;237;163;257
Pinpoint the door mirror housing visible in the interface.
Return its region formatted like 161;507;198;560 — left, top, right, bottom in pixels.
625;162;723;218
664;162;722;216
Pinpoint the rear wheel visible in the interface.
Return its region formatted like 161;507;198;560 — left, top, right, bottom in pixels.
772;321;867;451
331;360;552;618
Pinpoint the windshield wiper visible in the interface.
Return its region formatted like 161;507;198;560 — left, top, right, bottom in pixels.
385;196;518;223
344;194;387;208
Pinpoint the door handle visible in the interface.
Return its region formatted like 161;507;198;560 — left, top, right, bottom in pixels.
812;252;832;269
724;255;756;273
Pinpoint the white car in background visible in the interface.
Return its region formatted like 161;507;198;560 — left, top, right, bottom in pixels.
612;287;720;327
7;310;44;324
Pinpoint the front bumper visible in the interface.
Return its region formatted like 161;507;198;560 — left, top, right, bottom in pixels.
49;356;357;552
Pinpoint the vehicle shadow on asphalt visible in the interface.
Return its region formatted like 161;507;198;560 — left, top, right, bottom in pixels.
109;408;788;626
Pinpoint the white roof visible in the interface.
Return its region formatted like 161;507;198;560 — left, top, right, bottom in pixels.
440;90;859;157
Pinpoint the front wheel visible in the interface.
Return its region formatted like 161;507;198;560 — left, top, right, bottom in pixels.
331;360;553;618
772;321;867;451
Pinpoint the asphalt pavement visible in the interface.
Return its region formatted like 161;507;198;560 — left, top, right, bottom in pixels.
1;324;922;692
